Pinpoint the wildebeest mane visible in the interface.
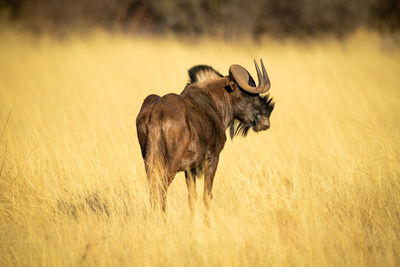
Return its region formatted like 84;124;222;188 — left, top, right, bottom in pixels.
188;65;223;84
262;94;275;114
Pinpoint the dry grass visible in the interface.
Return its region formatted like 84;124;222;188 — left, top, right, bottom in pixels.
0;29;399;266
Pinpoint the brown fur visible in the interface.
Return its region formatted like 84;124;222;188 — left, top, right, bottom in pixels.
136;65;274;219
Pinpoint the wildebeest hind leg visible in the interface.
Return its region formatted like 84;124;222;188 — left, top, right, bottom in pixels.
185;169;197;223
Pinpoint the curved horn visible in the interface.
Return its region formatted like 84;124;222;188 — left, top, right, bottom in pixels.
229;59;271;94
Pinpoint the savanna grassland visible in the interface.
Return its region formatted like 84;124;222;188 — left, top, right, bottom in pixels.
0;29;399;267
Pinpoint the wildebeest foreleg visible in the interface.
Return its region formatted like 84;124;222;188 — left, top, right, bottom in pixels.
185;169;197;222
203;156;219;225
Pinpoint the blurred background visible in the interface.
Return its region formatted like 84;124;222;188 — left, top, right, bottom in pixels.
1;0;399;38
1;1;400;267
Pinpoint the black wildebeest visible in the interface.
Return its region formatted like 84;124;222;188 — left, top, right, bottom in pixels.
136;59;274;219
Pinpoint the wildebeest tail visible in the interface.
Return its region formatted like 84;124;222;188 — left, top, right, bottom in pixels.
144;121;168;210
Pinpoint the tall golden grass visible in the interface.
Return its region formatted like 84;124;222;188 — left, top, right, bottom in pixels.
0;29;399;266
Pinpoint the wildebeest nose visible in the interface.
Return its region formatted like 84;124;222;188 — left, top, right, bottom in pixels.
262;118;270;129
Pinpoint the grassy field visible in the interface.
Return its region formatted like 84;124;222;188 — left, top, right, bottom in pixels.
0;29;399;266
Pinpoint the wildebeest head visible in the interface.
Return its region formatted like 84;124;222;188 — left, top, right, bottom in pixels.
228;59;275;138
